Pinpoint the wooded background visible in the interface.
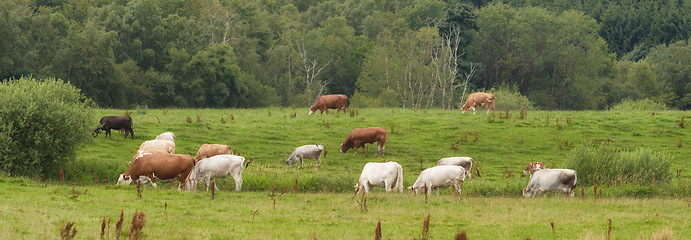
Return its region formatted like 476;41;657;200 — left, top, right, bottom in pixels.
1;0;689;110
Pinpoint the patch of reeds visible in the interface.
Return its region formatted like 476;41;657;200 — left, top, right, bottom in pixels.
420;213;431;240
519;107;527;119
566;143;673;186
129;211;146;240
186;115;192;123
499;109;511;119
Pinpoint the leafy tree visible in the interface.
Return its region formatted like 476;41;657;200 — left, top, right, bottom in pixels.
0;76;94;177
182;43;247;107
646;39;691;109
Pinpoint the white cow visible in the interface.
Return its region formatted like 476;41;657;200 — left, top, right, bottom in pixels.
189;155;246;191
409;166;466;196
155;132;176;142
435;157;480;181
523;169;578;198
355;162;404;193
286;145;324;167
138;140;175;154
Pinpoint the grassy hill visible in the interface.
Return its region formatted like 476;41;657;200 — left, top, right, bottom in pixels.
70;107;689;196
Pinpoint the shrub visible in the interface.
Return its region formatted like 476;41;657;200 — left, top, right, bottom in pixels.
488;85;537;111
0;77;95;177
610;98;668;111
565;143;672;186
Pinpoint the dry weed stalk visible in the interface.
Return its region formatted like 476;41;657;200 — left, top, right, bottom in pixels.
95;173;99;185
136;180;142;198
268;185;290;210
251;210;259;223
60;169;64;184
60;221;77;240
211;181;216;199
70;182;79;198
186;115;192;123
679;116;685;128
115;210;124;240
375;220;382;240
550;221;555;235
356;190;368;212
196;114;202;123
100;217;106;239
294;178;298;193
424;183;429;204
519;107;527;119
129;211;146;240
607;219;612;240
421;213;431;240
454;230;468;240
594;184;598;200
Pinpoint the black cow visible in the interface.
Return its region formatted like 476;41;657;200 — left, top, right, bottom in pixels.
94;116;134;140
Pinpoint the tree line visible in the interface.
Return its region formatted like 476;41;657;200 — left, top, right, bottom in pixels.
1;0;689;110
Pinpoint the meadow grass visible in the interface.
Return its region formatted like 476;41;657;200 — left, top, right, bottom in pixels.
0;177;688;239
1;108;690;239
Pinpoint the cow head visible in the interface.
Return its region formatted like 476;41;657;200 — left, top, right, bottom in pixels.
117;174;133;186
522;188;533;198
93;128;102;137
339;142;350;153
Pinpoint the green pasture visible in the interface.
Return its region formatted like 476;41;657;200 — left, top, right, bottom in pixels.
1;108;690;239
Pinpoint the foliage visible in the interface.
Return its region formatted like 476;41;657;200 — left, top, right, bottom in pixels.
0;76;94;177
488;85;537;111
565;143;672;186
610;98;668;111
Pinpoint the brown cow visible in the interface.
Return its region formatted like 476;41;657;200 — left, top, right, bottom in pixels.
194;144;232;163
523;161;546;177
117;154;195;190
340;127;388;156
94;116;134;140
461;92;495;115
309;94;348;115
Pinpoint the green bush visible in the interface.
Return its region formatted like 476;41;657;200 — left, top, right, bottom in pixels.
610;98;668;111
0;77;95;177
488;85;537;111
565;143;672;186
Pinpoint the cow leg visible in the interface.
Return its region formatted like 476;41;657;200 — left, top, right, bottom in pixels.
299;156;304;168
146;174;158;188
205;176;212;191
453;179;463;197
384;180;392;192
231;170;243;191
471;106;476;115
105;129;111;138
316;155;321;167
212;178;219;191
364;182;371;193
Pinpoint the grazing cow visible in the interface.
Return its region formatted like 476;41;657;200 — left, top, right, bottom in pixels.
130;149;168;164
194;144;232;163
286;145;324;167
138;140;175;154
340;127;388;156
355;162;404;193
94;116;134;140
435;157;481;181
461;92;495;115
117;154;195;190
523;161;546;177
189;155;247;192
155;132;176;142
309;94;348;115
523;169;578;198
409;166;466;196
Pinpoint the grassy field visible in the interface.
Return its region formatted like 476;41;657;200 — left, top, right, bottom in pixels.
1;107;690;239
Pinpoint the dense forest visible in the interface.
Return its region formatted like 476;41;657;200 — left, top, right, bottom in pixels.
1;0;689;110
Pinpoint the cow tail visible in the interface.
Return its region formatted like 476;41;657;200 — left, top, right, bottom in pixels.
472;158;482;178
571;170;578;193
396;164;404;192
243;158;253;169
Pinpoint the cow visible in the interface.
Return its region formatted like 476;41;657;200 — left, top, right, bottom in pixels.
523;169;578;198
155;132;176;142
435;157;481;181
286;145;324;167
355;162;404;193
116;154;195;190
189;155;247;192
309;94;348;115
94;116;134;140
340;127;388;156
461;92;495;115
138;140;175;154
130;149;169;164
194;144;232;163
409;166;466;196
523;161;546;177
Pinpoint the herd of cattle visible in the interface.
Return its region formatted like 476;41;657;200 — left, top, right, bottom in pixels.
94;92;578;198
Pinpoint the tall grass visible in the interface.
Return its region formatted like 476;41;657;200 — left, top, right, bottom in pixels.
610;98;669;111
565;143;672;186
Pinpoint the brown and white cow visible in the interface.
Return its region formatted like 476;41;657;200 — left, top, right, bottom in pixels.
523;161;546;177
340;127;388;156
461;92;495;115
523;169;577;198
130;149;169;164
309;94;348;115
117;154;195;190
194;144;232;163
